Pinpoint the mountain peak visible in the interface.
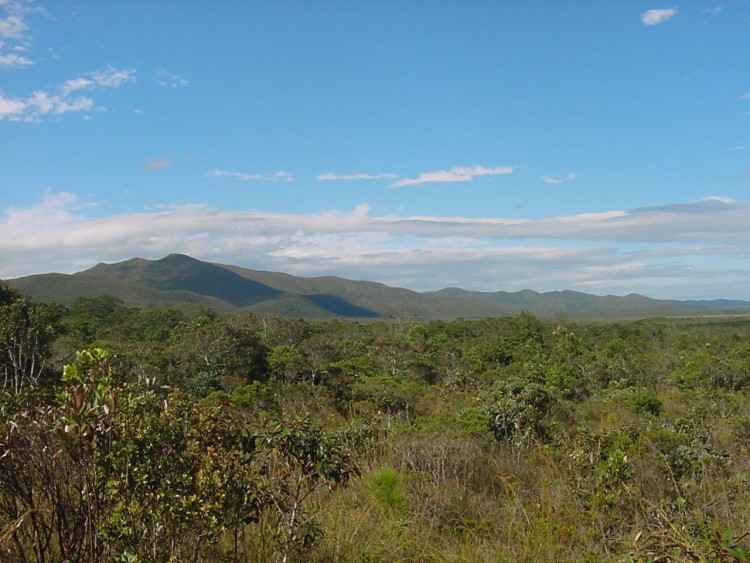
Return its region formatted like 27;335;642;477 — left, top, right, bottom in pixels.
161;253;198;263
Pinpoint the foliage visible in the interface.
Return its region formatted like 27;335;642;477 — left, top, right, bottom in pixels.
3;292;750;561
368;467;406;513
168;314;268;395
98;389;265;560
0;345;355;562
0;283;62;392
483;377;553;446
260;417;359;562
630;391;663;416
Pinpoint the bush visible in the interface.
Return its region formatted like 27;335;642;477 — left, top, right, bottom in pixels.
483;378;552;446
630;391;662;416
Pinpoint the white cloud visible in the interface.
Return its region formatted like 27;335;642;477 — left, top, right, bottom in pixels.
0;65;135;121
0;0;33;66
51;96;94;115
317;172;399;181
0;89;94;121
0;92;26;118
3;191;750;299
641;8;677;26
90;65;136;88
0;42;31;66
61;78;94;96
0;51;31;65
208;169;294;182
703;195;735;204
541;172;576;184
387;165;514;188
0;14;26;38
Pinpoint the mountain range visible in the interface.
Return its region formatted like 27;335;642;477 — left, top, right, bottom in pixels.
7;254;750;321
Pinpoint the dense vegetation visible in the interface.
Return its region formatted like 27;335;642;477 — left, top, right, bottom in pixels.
2;283;750;561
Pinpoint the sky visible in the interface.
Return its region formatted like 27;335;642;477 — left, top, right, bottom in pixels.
2;1;750;300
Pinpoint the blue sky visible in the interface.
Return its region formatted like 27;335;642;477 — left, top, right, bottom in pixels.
2;1;750;299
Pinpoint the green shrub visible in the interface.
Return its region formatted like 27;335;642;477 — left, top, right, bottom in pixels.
483;378;552;446
630;391;662;416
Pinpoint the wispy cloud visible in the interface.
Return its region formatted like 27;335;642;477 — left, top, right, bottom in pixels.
0;0;37;67
60;78;93;96
91;65;136;88
0;41;31;67
0;65;135;122
0;0;136;105
208;169;294;182
387;165;514;188
156;69;189;89
4;191;750;298
0;91;95;121
541;172;576;185
145;157;173;171
317;172;399;181
641;8;677;26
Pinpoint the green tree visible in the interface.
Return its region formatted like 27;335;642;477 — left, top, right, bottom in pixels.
168;314;268;394
261;417;359;562
0;283;61;392
483;377;553;447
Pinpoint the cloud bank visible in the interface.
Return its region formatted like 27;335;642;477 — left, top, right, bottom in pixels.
3;191;750;299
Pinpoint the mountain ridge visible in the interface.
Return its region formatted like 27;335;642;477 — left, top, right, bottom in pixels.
7;254;750;321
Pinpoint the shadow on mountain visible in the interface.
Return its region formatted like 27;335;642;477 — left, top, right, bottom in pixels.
302;294;379;318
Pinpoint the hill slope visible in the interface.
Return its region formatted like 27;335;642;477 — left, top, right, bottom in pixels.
7;254;750;320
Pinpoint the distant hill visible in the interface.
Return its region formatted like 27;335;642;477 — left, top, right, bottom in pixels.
7;254;750;320
428;288;713;318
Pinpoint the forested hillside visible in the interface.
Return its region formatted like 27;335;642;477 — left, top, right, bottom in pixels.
2;283;750;561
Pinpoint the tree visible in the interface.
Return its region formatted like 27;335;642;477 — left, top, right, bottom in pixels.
0;283;61;392
261;417;359;562
64;295;131;344
168;314;269;394
483;377;553;447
